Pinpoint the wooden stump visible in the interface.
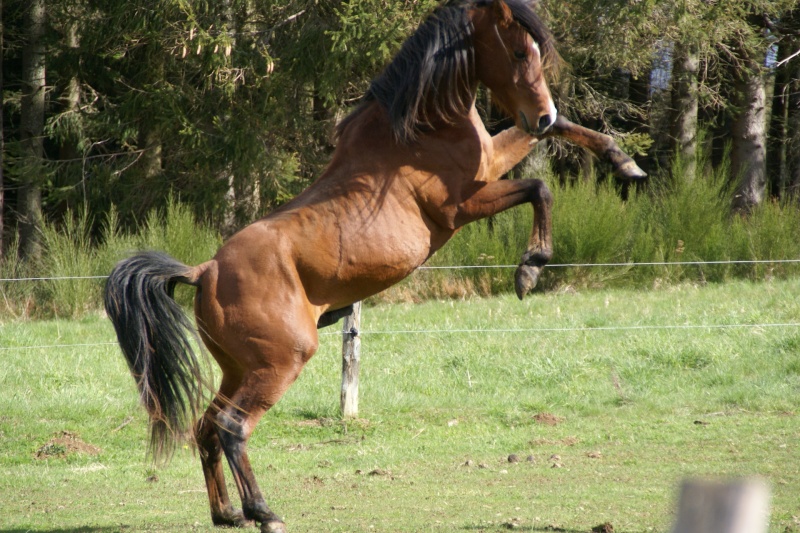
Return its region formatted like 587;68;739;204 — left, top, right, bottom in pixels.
671;478;770;533
340;301;362;418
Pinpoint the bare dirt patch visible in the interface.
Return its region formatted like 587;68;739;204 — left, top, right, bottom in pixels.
295;417;370;429
296;418;335;428
304;475;325;488
533;413;564;426
35;431;101;460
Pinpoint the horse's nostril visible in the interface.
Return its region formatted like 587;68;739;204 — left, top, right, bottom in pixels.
538;114;553;132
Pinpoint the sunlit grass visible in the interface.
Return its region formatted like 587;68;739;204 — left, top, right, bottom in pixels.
2;278;799;531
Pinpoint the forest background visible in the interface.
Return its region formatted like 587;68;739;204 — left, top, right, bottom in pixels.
2;0;800;317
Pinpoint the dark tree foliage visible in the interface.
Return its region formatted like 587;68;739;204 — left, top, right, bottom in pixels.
0;0;798;254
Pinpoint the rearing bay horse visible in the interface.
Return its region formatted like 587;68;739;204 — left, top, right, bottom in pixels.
104;1;644;531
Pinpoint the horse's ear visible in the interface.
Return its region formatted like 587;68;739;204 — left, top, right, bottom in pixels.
493;0;514;27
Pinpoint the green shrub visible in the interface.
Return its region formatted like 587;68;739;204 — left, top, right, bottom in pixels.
729;197;800;280
0;196;223;320
0;236;35;318
629;163;733;284
39;209;101;318
378;160;800;303
550;177;637;287
4;163;800;318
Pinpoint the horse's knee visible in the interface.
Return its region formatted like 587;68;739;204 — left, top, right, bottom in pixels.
530;179;553;207
521;247;551;268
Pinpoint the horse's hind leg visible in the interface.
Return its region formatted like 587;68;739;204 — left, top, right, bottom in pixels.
196;375;254;528
213;330;318;533
215;370;300;532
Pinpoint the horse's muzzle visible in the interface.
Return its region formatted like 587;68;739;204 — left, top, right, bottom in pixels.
519;111;554;136
537;113;555;134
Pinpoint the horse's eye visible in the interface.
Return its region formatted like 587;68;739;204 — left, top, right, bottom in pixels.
513;50;526;60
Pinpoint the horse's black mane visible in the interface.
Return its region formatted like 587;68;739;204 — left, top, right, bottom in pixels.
335;0;557;144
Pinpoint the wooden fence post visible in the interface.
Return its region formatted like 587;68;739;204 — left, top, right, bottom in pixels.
671;478;770;533
340;301;362;418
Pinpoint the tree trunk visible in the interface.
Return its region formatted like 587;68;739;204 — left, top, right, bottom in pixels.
139;128;163;183
137;127;164;216
785;36;800;197
0;0;5;259
768;41;791;198
670;42;700;181
220;0;262;235
57;17;83;210
789;69;800;196
18;0;47;261
730;49;768;213
220;0;244;235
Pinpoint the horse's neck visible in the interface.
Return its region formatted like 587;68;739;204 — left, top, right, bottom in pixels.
321;100;491;190
418;82;480;131
430;104;493;157
334;99;486;151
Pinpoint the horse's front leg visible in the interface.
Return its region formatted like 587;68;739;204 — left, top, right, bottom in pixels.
487;118;647;182
455;178;552;299
474;122;644;299
542;116;647;180
480;129;552;298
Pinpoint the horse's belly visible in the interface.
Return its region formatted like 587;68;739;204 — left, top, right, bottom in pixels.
299;211;443;305
250;185;454;306
337;221;435;290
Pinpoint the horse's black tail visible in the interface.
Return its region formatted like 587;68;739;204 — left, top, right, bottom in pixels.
104;251;209;462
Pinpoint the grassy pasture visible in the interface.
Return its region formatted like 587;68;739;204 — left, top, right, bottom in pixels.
1;278;799;532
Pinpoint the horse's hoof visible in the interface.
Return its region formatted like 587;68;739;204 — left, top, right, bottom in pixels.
213;508;255;528
617;160;647;180
514;264;540;300
607;149;647;180
261;520;287;533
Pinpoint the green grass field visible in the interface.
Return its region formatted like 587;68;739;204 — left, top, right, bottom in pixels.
1;278;799;532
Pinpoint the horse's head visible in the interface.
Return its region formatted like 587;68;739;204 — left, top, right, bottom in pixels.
473;0;558;136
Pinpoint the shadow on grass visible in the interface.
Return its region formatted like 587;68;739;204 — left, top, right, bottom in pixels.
1;527;617;533
461;527;593;532
0;526;134;533
0;529;136;533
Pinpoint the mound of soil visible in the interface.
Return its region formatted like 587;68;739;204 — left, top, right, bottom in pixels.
533;413;564;426
35;431;101;460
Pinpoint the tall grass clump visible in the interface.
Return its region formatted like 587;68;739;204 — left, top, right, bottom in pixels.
729;197;800;280
0;237;34;318
549;176;638;287
0;196;222;320
132;194;222;268
629;157;734;284
39;209;102;318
